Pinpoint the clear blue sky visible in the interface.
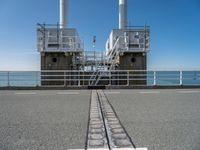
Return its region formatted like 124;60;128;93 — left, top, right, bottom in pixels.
0;0;200;70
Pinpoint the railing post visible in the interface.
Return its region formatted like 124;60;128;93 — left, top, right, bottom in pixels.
36;71;38;87
83;71;85;86
127;71;129;86
64;71;66;86
40;71;42;86
109;71;111;85
153;71;156;86
180;71;183;86
88;72;90;86
78;71;80;86
7;71;10;87
39;71;41;86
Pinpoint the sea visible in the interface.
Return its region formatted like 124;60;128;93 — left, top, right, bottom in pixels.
0;71;200;87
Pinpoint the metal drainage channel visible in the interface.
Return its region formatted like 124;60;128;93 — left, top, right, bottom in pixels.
85;90;147;150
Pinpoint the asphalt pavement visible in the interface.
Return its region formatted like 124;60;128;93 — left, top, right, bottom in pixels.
0;90;90;150
105;89;200;150
0;89;200;150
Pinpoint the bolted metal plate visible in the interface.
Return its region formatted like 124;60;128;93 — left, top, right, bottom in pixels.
86;91;109;149
97;90;135;149
69;90;148;150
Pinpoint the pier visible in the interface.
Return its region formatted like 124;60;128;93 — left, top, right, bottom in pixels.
0;0;199;149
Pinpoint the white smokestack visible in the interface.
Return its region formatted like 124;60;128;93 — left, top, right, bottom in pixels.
60;0;67;28
119;0;127;29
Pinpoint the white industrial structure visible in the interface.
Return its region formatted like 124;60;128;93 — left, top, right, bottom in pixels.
37;26;83;52
37;0;150;86
106;0;150;71
37;0;83;53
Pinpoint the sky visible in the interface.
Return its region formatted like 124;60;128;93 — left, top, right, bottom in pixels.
0;0;200;71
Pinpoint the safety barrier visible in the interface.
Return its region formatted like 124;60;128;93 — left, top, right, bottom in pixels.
0;70;200;87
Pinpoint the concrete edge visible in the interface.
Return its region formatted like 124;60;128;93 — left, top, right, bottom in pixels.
0;85;200;90
105;85;200;89
0;86;88;90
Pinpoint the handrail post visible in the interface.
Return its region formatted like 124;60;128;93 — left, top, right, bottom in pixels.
127;71;129;86
109;71;111;85
83;71;85;86
180;71;183;86
39;71;41;86
7;71;10;87
41;71;43;87
36;71;38;87
88;72;90;86
64;71;66;87
78;71;80;86
153;71;156;86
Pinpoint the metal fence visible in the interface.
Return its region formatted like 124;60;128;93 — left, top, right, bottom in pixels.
0;70;200;87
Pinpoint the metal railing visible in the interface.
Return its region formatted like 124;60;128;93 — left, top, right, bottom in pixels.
38;35;84;52
0;70;200;87
37;24;84;52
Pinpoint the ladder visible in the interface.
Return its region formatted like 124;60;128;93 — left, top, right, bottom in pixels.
89;38;121;86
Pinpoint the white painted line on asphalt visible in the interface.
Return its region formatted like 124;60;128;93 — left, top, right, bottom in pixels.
68;149;84;150
73;149;109;150
113;148;148;150
68;148;148;150
15;92;36;95
68;149;109;150
57;92;79;95
68;149;108;150
179;91;200;93
87;148;109;150
104;91;121;94
139;91;160;94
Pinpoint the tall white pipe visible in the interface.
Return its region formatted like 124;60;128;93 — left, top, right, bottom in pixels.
60;0;67;28
119;0;127;29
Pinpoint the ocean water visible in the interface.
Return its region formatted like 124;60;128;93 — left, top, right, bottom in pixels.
147;71;200;85
0;72;41;87
0;71;200;87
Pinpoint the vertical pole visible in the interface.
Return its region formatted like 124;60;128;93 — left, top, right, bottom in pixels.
35;71;38;87
93;36;97;70
109;71;111;85
64;71;66;86
7;71;10;87
127;71;129;86
39;71;41;87
41;70;43;87
94;51;96;70
83;71;85;86
88;71;90;86
153;71;156;86
118;71;119;86
180;71;183;86
103;52;105;70
78;71;80;86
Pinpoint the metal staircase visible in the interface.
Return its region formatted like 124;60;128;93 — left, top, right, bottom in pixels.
89;37;122;86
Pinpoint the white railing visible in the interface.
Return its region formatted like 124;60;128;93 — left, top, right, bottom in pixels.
37;25;84;52
0;70;200;87
38;36;84;52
